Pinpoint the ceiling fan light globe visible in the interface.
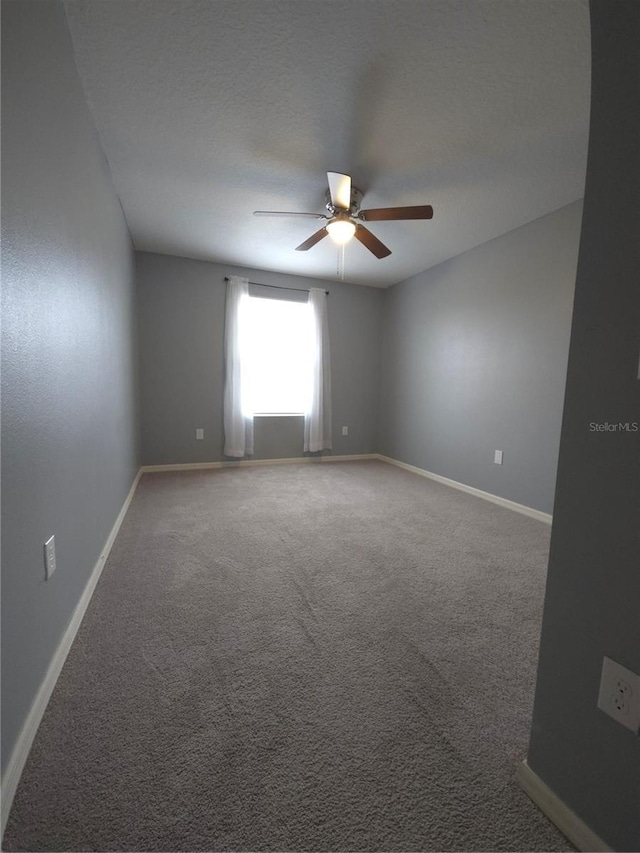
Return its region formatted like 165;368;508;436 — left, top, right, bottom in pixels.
326;219;356;245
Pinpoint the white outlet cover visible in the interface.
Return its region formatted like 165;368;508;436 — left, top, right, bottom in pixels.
494;450;503;465
342;426;348;436
195;428;204;440
597;656;640;734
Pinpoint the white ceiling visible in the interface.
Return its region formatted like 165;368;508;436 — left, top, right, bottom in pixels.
64;0;590;287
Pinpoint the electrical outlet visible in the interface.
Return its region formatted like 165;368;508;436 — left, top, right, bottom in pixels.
494;449;503;465
44;535;56;580
195;428;204;440
597;656;640;733
342;426;348;436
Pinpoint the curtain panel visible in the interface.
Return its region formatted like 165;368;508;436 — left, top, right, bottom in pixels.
223;276;254;457
304;288;332;452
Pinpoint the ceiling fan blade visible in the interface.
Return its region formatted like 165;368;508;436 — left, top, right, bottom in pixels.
327;172;352;211
359;205;434;221
295;227;329;251
254;211;327;220
354;224;391;259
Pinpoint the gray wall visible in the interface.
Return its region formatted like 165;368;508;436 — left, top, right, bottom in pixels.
1;1;138;774
527;2;640;849
136;252;384;464
379;201;583;514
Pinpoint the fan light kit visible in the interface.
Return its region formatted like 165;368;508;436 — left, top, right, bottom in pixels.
254;171;434;259
326;217;356;245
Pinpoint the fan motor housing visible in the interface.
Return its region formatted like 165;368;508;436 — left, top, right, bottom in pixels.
325;185;363;217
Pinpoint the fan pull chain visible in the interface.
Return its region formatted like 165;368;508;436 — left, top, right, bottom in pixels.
341;243;345;281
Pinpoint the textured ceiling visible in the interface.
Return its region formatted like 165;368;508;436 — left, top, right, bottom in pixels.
64;0;590;287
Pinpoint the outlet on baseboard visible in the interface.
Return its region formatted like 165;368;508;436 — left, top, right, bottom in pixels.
597;656;640;733
494;449;503;465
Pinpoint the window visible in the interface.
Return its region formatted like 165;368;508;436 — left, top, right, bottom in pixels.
223;276;331;458
239;295;314;416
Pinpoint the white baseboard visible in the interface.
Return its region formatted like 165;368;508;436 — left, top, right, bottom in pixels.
140;460;224;473
1;469;142;837
376;454;552;524
140;453;378;474
516;761;611;852
317;453;378;463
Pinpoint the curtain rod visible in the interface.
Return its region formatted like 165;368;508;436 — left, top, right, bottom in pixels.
224;277;329;295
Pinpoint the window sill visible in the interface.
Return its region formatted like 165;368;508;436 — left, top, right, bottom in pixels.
253;412;306;418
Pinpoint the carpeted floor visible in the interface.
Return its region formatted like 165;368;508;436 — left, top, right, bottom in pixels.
4;460;571;852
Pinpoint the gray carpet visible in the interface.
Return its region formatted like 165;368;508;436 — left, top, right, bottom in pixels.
4;461;571;852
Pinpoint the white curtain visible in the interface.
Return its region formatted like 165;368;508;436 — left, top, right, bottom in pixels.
304;288;332;452
223;276;254;457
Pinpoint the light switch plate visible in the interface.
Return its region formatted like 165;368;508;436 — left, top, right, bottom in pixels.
494;449;503;465
195;428;204;440
44;535;56;580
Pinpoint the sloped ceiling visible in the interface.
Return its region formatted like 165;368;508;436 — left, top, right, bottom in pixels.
64;0;590;287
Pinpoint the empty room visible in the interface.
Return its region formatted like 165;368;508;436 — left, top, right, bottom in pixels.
2;1;638;851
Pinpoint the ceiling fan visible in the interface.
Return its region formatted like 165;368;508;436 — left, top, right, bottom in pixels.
254;172;434;259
